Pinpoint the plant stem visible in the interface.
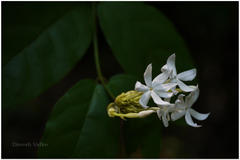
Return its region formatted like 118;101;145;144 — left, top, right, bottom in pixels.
92;3;115;100
92;4;126;158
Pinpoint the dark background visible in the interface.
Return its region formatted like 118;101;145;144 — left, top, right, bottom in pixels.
2;2;238;158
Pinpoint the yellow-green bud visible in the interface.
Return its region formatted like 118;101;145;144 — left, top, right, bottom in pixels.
115;90;144;113
107;90;156;119
107;103;117;118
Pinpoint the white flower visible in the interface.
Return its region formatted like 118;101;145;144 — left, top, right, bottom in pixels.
161;53;197;92
135;64;177;108
157;98;175;127
171;87;210;127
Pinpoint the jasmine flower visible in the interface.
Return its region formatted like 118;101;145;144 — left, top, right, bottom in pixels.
161;54;197;92
171;88;210;127
135;64;176;108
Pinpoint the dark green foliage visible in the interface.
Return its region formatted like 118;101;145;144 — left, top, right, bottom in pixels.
107;74;138;96
73;85;120;158
98;2;195;78
3;4;93;108
38;79;97;158
39;80;120;158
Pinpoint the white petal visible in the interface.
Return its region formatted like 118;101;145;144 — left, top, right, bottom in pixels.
177;94;185;103
138;110;155;118
185;110;201;127
152;72;169;87
188;85;198;91
161;64;169;73
177;69;197;81
167;53;177;76
166;105;175;112
174;94;185;108
162;110;169;127
157;109;161;120
164;97;171;102
189;108;210;121
171;111;185;121
154;83;177;91
139;91;151;109
144;64;152;87
170;78;177;83
151;91;170;106
186;87;200;107
155;90;173;98
177;79;195;92
135;81;149;92
161;83;177;91
175;101;185;109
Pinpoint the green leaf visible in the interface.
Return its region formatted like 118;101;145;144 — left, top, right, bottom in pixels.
98;2;195;78
3;4;93;108
2;3;76;65
39;80;120;158
107;74;138;96
73;85;120;158
38;79;97;158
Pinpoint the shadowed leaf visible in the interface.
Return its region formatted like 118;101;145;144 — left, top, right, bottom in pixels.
3;4;93;108
98;2;195;78
39;80;120;158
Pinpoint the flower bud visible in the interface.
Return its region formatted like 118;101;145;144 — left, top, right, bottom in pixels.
114;90;144;114
106;90;156;119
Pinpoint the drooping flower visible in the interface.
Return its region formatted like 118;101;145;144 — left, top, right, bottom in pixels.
135;64;177;108
156;98;175;127
161;54;197;92
171;87;210;127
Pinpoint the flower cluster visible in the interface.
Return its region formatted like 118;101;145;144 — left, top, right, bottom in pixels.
107;54;210;127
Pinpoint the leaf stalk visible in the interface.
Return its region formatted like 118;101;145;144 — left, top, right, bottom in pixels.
92;3;115;100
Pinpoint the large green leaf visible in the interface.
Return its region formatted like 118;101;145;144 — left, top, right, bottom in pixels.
2;3;76;65
98;2;195;78
38;79;97;158
3;4;93;108
73;85;120;158
39;80;120;158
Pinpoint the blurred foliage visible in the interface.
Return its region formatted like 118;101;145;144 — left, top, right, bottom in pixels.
39;80;120;158
72;85;120;158
38;79;97;157
3;2;197;158
3;4;92;108
98;2;195;78
2;3;83;65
